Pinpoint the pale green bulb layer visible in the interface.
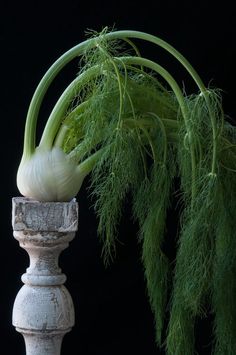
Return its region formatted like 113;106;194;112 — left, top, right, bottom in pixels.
17;147;86;202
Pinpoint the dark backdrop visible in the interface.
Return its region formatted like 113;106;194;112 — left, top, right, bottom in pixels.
1;1;235;354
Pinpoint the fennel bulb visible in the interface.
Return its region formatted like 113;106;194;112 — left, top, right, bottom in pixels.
17;147;86;202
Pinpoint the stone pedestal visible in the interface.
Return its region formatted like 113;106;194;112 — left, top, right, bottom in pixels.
12;197;78;355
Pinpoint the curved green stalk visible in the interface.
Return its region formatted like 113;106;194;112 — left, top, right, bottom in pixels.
125;63;175;99
23;29;216;172
138;124;158;162
107;59;124;129
96;45;127;129
123;38;144;71
34;47;198;201
78;147;106;174
147;112;168;164
108;31;217;176
22;37;98;158
119;55;197;202
54;100;89;148
120;82;149;178
39;64;101;149
117;57;185;123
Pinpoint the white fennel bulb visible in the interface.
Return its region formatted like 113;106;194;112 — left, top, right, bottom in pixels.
17;147;87;202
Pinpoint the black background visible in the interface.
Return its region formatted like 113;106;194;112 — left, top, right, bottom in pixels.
1;1;235;354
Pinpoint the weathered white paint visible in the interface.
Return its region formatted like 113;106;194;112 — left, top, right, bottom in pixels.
12;197;78;355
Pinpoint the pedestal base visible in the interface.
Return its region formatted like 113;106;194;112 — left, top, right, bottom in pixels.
18;331;66;355
12;197;78;355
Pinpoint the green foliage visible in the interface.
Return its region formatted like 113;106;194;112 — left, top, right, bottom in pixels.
211;132;236;354
133;158;176;346
166;90;236;355
90;129;144;264
63;34;236;354
59;34;236;354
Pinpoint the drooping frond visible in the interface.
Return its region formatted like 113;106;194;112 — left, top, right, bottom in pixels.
211;125;236;355
133;151;176;345
57;35;236;353
166;90;235;354
58;37;180;268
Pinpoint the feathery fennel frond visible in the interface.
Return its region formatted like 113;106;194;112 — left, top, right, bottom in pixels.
133;150;176;346
90;129;144;264
212;129;236;354
166;175;218;354
166;89;234;354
